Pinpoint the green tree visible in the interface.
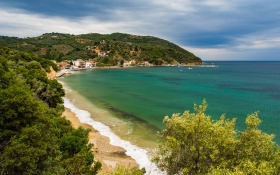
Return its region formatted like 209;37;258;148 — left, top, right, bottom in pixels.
56;53;64;62
0;56;13;89
46;48;52;60
0;82;43;141
0;47;101;175
105;165;145;175
153;100;280;175
0;81;66;174
60;127;89;158
120;59;124;66
60;127;101;174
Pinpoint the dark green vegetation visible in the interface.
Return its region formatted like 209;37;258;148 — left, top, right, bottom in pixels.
0;32;201;65
153;100;280;175
105;165;145;175
0;47;101;175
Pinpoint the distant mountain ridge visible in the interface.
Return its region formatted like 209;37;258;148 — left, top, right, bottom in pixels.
0;32;202;65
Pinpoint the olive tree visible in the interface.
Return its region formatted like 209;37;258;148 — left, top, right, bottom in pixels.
153;100;280;175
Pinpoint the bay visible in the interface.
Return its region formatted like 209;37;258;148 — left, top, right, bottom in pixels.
60;61;280;146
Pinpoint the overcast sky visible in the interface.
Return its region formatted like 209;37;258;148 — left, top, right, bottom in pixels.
0;0;280;60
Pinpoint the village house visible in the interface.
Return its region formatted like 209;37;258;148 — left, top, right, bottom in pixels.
85;60;96;68
139;61;153;67
123;60;130;67
73;59;85;68
121;59;136;67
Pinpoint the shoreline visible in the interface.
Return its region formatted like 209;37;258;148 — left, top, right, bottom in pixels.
62;108;139;174
61;93;164;175
52;62;206;78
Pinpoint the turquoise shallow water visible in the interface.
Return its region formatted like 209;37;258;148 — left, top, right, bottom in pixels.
60;61;280;143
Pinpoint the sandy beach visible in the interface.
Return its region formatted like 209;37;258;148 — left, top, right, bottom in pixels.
62;108;139;174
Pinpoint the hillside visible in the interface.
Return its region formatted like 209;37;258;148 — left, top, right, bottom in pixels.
0;33;202;66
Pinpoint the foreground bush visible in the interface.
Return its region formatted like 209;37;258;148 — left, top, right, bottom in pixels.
153;100;280;175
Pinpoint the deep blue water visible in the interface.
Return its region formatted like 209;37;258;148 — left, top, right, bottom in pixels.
61;61;280;142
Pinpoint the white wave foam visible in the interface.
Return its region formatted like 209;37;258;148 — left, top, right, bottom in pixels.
63;97;165;175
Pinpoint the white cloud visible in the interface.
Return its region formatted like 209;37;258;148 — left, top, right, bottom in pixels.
0;9;82;37
233;28;280;50
202;0;237;11
0;8;148;37
151;0;195;12
184;43;280;61
183;46;237;60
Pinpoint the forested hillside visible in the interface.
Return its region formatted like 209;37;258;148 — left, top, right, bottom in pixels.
0;47;101;174
0;33;202;66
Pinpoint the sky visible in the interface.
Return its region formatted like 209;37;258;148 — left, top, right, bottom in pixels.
0;0;280;61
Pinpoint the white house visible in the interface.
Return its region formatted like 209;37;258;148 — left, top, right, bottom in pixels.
85;61;96;68
139;61;153;67
73;59;84;67
123;60;130;67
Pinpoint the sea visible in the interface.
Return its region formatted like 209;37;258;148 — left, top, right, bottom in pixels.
59;61;280;174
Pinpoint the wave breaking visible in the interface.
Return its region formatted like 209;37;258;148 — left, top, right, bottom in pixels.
63;97;165;175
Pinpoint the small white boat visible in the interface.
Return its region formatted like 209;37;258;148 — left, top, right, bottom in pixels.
188;67;192;69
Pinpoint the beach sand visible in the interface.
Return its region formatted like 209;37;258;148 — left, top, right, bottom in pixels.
62;108;139;174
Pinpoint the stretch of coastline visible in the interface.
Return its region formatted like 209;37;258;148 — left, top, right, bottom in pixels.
59;81;164;175
52;61;208;78
62;108;138;174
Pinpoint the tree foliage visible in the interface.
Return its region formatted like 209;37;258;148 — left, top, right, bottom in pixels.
0;47;101;175
153;100;280;175
105;165;145;175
